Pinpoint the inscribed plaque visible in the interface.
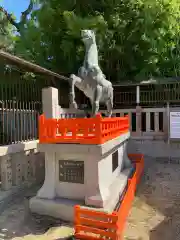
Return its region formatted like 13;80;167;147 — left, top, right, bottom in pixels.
59;160;84;184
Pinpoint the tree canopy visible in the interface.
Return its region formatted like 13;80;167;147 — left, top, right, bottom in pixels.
1;0;180;82
0;7;15;52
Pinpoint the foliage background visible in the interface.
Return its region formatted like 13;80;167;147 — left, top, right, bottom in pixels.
1;0;180;83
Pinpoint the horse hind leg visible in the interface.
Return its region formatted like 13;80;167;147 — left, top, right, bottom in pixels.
106;86;113;117
92;86;102;117
106;99;113;117
92;100;100;117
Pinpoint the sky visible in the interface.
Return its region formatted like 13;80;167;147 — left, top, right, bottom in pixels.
1;0;30;21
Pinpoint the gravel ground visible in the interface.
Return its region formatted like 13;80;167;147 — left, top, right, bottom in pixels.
0;188;74;240
124;160;180;240
0;160;180;239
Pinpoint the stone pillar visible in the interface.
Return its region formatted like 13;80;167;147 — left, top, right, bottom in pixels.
136;85;140;105
37;152;56;199
135;85;142;136
1;155;12;190
84;154;102;206
37;88;60;199
85;135;132;208
42;87;60;119
163;110;168;140
136;106;142;136
146;112;151;132
155;112;159;132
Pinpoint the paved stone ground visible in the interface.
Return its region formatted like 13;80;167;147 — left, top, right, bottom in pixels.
0;160;180;239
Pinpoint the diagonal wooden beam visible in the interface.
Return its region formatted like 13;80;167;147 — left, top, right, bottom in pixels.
0;50;70;82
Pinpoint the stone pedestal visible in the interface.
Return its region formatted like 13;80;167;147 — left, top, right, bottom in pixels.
29;132;133;221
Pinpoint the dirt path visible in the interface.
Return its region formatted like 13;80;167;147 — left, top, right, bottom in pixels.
0;160;180;239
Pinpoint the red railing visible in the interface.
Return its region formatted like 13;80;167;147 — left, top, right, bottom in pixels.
115;154;144;239
39;114;129;144
74;154;144;240
74;206;118;240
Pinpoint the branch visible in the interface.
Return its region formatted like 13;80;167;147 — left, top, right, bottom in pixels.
0;7;20;32
0;0;34;33
20;0;34;23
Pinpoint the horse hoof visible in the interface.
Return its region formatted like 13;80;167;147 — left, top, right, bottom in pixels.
70;102;78;109
70;74;75;79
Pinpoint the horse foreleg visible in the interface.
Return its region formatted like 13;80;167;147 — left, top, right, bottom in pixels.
69;74;80;109
92;86;102;117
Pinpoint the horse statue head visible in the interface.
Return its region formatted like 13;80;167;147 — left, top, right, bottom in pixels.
81;30;96;45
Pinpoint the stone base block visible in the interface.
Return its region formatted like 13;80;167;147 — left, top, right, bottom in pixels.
29;197;84;222
29;167;133;222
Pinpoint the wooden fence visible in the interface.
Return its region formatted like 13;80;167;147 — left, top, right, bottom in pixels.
40;106;170;143
105;107;168;140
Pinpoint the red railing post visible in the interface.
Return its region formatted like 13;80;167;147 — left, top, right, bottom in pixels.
74;205;81;235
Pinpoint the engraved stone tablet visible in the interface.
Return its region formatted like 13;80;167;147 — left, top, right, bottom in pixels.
59;160;84;184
